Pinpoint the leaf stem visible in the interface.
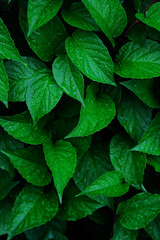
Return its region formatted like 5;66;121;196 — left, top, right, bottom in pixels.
144;0;160;16
123;0;160;37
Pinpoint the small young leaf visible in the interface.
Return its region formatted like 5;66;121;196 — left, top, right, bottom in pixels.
136;2;160;32
1;146;52;186
133;111;160;155
117;91;152;142
27;0;63;35
0;60;9;107
110;133;147;188
82;0;127;46
77;171;129;197
52;55;84;105
117;192;160;230
121;78;160;108
0;18;24;64
7;184;59;240
115;40;160;78
43;140;77;202
62;2;100;32
65;30;115;86
0;111;50;145
66;83;116;138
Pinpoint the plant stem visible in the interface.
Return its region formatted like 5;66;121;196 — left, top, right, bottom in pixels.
144;0;160;16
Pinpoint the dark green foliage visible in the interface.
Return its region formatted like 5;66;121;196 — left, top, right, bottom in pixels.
0;0;160;239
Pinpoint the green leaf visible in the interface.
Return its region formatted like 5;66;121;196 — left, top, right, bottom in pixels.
145;214;160;240
5;57;46;102
19;1;67;62
26;68;63;123
43;140;77;202
0;111;50;145
111;219;139;240
62;2;100;31
121;78;160;108
117;91;152;142
73;137;113;207
0;60;9;107
110;133;147;188
117;192;160;230
136;3;160;32
66;83;116;138
77;170;129;197
58;182;105;221
52;55;84;105
82;0;127;46
147;155;160;172
0;197;14;235
115;39;160;78
65;30;115;86
133;111;160;155
7;184;59;240
1;146;52;186
27;0;63;35
0;17;24;64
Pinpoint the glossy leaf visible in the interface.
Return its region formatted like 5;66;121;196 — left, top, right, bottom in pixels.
68;135;92;156
0;182;18;201
7;184;59;240
111;219;139;240
20;1;67;62
26;68;63;123
62;2;100;31
66;83;116;138
133;111;160;155
43;140;77;202
77;171;129;197
136;3;160;32
117;91;152;142
1;146;52;186
82;0;127;46
27;0;63;35
0;17;24;64
121;78;160;108
0;111;50;145
52;55;84;105
115;40;160;78
58;182;105;221
110;133;147;188
5;57;46;102
117;192;160;230
65;30;115;86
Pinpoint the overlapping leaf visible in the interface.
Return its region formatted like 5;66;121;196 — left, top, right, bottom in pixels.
66;83;116;138
65;30;115;85
115;40;160;78
82;0;127;46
